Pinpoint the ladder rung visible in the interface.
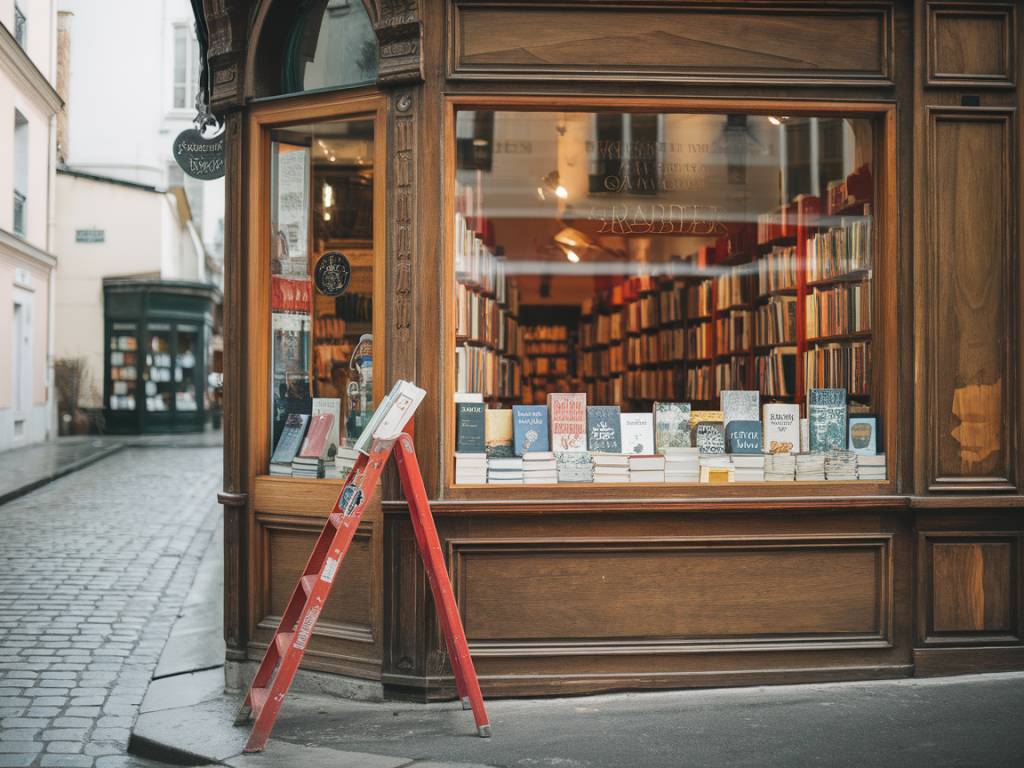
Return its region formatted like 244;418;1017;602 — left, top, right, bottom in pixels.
275;632;294;656
300;574;318;596
250;686;269;716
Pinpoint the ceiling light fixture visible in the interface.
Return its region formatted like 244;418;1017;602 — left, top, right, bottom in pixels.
542;170;568;201
565;249;580;263
768;115;790;126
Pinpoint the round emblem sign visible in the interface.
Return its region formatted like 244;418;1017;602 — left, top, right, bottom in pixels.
172;128;225;181
315;251;352;296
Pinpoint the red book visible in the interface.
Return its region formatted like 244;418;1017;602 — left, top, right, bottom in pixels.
298;413;334;459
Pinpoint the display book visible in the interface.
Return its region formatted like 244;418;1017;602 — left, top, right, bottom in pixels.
453;388;885;485
268;382;427;478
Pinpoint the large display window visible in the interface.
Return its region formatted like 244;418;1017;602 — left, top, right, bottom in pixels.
446;101;896;493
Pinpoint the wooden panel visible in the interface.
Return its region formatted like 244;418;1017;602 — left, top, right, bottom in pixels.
927;109;1016;491
933;542;1013;631
927;3;1016;88
450;536;893;653
449;1;894;86
918;532;1021;644
261;517;376;644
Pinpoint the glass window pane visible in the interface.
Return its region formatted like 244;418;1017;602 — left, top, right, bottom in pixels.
108;323;138;411
453;109;881;486
145;325;174;413
268;118;375;478
277;0;378;95
173;26;187;108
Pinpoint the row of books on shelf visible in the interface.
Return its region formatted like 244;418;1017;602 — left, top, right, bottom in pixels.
756;297;797;347
455;283;521;351
758;245;799;295
455;387;881;469
806;282;871;339
457;449;885;484
523;357;570;376
805;341;871;397
806;217;871;283
454;344;522;401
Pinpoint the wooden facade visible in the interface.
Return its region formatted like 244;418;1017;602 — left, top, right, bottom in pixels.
204;0;1024;700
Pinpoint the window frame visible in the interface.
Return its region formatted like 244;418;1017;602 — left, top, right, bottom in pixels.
171;22;199;112
13;3;26;48
442;95;899;501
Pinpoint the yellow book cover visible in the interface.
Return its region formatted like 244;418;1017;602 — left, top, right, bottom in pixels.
485;409;514;458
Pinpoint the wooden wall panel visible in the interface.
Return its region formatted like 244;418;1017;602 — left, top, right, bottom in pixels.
451;536;893;653
448;1;894;86
926;3;1016;88
918;532;1021;644
250;512;382;678
926;108;1017;492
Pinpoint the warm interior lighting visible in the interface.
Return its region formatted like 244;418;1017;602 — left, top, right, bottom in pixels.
768;115;790;126
553;227;592;250
542;170;568;200
322;182;334;208
555;185;568;199
565;249;580;263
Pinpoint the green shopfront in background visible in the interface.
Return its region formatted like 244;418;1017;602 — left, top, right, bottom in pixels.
103;279;221;433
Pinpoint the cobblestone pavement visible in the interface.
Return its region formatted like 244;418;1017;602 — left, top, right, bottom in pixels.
0;447;222;768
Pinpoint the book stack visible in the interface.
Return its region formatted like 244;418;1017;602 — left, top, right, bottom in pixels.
556;452;593;483
763;453;796;481
824;449;858;481
291;412;335;479
592;452;630;483
857;454;886;480
523;452;557;484
328;442;360;480
455;453;487;485
699;455;734;483
732;454;766;482
663;447;700;482
795;453;826;481
487;456;524;484
629;454;665;483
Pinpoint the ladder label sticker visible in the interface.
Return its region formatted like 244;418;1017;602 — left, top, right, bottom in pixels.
338;485;365;517
293;606;321;650
321;557;339;583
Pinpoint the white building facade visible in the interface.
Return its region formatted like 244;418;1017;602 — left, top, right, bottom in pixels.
0;0;59;451
53;0;223;431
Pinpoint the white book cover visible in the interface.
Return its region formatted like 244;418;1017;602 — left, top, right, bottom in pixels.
763;403;801;455
721;390;760;427
374;381;427;441
454;392;484;403
630;470;665;483
619;413;655;455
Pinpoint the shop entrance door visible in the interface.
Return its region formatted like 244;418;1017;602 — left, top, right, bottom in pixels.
142;322;206;432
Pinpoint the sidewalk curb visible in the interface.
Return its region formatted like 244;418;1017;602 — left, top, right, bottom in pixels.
128;730;217;766
0;442;125;507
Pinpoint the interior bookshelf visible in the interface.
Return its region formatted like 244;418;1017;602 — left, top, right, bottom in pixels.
455;163;874;414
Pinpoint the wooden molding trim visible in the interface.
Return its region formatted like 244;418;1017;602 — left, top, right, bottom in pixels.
447;0;895;88
218;491;249;508
375;1;424;85
925;2;1017;89
913;645;1024;676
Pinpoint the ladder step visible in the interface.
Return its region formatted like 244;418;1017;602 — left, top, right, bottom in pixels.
275;632;294;657
300;574;318;596
250;686;269;717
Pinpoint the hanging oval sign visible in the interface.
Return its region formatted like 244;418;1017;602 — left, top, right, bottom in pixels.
172;128;225;181
315;251;352;296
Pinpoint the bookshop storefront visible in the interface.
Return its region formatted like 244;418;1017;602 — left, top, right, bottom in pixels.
205;0;1024;698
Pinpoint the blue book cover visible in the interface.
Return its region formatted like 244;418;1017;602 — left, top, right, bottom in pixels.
726;420;762;454
512;405;550;455
586;406;622;453
808;388;847;452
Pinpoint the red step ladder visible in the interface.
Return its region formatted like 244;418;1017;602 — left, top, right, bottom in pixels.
234;432;491;752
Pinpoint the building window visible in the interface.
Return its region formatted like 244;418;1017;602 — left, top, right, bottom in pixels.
14;4;26;47
450;107;886;489
13;110;28;236
172;24;200;110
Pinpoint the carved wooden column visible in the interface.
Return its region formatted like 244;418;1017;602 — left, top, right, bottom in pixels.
204;0;252;663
